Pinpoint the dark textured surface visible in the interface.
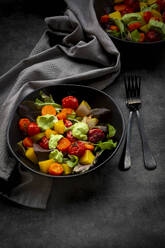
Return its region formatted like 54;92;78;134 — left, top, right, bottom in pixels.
1;1;165;248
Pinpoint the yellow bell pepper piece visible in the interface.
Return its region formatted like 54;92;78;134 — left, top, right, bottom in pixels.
148;0;157;5
45;128;57;139
38;159;54;173
25;147;38;164
140;2;148;10
62;163;72;175
140;24;149;32
31;132;45;142
79;150;95;165
54;120;65;134
109;11;121;20
151;9;162;21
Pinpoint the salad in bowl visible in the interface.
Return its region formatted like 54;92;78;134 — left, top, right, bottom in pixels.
100;0;165;42
16;91;117;176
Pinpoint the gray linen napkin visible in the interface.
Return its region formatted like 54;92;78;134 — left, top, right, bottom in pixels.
0;0;120;209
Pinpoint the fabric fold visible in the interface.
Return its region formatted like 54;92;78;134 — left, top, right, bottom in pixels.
0;0;120;209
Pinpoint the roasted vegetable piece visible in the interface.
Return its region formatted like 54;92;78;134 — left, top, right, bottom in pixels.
82;116;99;129
128;22;141;31
84;143;94;151
33;143;52;161
110;25;120;31
57;112;66;120
62;96;79;110
27;122;40;136
48;163;64;175
100;15;110;23
25;147;38;164
31;132;45;142
76;100;91;117
66;130;77;143
88;128;105;143
57;137;71;152
38;159;54;173
114;4;126;11
19;118;31;133
61;108;73;115
90;108;111;118
109;11;122;19
41;105;56;116
39;136;49;149
45;129;57;139
79;150;95;165
62;163;72;175
68;141;86;157
143;11;153;23
23;137;33;148
64;119;72;127
54;120;65;134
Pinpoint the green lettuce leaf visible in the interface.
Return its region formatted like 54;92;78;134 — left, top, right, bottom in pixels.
107;124;116;138
64;155;79;168
35;91;62;111
95;139;117;151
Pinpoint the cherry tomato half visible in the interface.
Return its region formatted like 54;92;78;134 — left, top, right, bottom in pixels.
62;96;79;110
88;128;105;143
27;123;40;136
64;120;73;128
68;141;86;157
19;118;31;133
39;136;49;149
23;137;33;147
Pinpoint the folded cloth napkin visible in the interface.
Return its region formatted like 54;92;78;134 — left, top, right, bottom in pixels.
0;0;120;209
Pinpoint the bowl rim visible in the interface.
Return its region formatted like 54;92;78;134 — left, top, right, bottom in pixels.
7;84;126;179
109;34;165;45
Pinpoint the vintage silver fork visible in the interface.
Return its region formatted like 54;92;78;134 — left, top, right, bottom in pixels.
124;74;157;170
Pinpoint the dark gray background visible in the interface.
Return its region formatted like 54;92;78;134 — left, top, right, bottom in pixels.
0;1;165;247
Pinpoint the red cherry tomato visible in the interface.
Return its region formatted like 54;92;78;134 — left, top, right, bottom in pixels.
121;6;134;15
62;96;79;110
19;118;31;133
64;120;73;127
66;130;77;143
143;11;152;23
88;128;105;143
39;136;49;149
27;123;40;136
145;30;161;42
23;137;33;147
68;141;86;157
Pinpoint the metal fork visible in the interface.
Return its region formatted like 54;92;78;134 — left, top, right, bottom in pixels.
124;74;157;170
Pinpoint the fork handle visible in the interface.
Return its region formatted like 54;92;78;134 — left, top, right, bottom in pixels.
135;110;157;170
124;111;133;170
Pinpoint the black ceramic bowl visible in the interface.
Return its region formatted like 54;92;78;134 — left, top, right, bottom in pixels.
94;0;165;65
7;84;125;178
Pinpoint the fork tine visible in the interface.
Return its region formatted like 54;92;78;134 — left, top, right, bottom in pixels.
124;74;141;99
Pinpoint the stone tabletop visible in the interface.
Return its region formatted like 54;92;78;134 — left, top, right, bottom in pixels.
0;2;165;248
